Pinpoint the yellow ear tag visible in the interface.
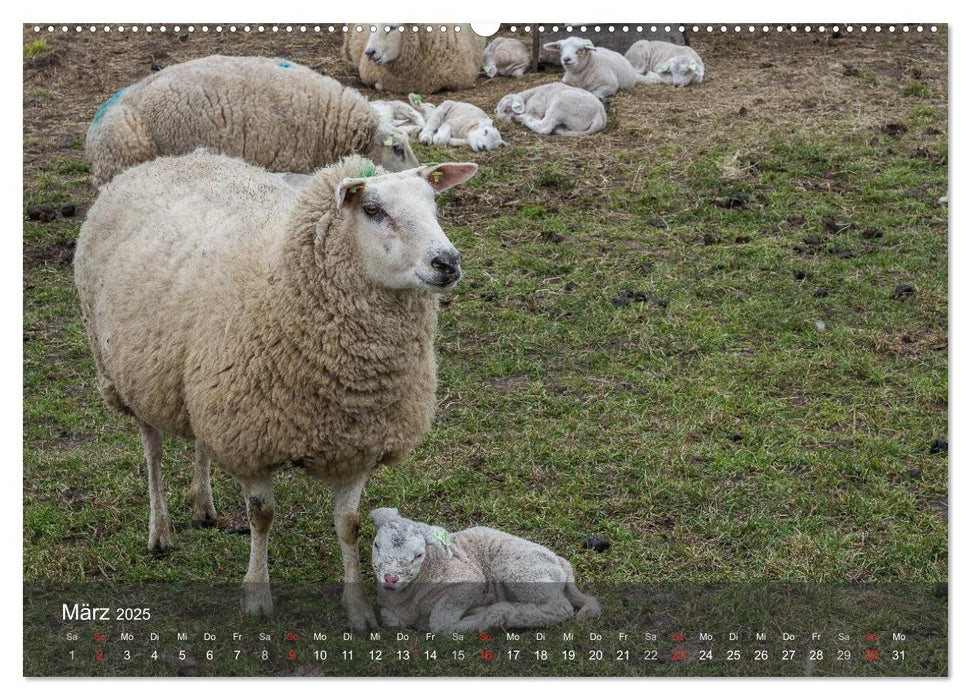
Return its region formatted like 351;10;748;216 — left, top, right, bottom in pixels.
431;171;443;184
383;135;394;147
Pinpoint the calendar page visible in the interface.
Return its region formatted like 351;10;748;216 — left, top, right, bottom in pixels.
22;21;948;678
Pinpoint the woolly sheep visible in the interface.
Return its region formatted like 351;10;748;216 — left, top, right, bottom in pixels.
625;40;705;87
370;508;602;631
482;37;530;78
418;100;507;151
543;37;650;100
84;55;417;186
496;83;607;137
74;152;478;628
343;24;486;94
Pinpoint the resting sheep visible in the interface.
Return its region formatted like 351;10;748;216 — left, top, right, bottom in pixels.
543;37;649;100
419;101;506;151
371;97;428;135
482;37;530;78
496;83;607;137
370;508;602;631
625;40;705;87
85;55;417;186
74;152;478;628
343;24;486;94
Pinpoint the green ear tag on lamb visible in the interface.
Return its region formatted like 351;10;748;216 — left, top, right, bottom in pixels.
689;61;698;71
432;529;451;548
659;62;671;73
413;94;422;103
361;164;376;178
383;135;394;147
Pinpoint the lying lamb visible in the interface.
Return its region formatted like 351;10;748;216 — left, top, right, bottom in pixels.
482;37;530;78
496;83;607;137
370;508;602;631
371;97;427;135
625;40;705;87
543;37;649;100
85;55;417;186
75;154;478;627
419;101;507;151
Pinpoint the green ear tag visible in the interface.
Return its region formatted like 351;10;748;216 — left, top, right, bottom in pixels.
361;164;376;178
659;62;670;73
431;171;443;184
433;529;451;548
383;135;394;147
413;94;422;103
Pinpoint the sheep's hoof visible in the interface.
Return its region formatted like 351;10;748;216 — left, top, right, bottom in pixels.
147;526;173;555
346;606;378;632
241;583;273;616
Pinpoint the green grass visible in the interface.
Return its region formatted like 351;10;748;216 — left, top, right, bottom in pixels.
23;39;49;59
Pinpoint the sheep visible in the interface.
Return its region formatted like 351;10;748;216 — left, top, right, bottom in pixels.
371;97;428;135
496;83;607;137
370;508;602;632
625;40;705;87
482;37;531;78
343;24;486;94
73;151;478;628
542;37;650;100
84;55;418;186
418;100;507;151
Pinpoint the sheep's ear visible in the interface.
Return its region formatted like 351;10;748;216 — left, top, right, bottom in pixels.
543;41;561;51
511;98;525;114
369;508;401;528
337;177;369;209
425;526;454;559
421;163;478;194
582;39;595;50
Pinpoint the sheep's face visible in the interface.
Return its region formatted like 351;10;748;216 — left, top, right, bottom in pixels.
482;62;498;78
365;25;404;65
546;38;594;70
336;163;478;292
467;121;505;151
371;523;428;591
495;95;525;120
369;124;419;172
660;56;700;87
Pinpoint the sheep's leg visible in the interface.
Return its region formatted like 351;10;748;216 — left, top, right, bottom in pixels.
494;588;575;628
138;420;172;554
418;110;446;144
514;112;562;135
432;123;453;146
241;479;275;616
332;472;378;631
188;442;217;528
446;137;471;148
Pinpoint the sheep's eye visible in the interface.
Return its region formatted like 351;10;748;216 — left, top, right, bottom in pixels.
413;553;423;561
393;144;404;158
363;204;382;217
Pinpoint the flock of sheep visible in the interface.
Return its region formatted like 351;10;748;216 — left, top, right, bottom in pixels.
74;25;705;632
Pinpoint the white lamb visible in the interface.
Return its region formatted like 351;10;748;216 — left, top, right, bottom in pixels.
496;83;607;137
418;101;507;151
370;508;602;632
482;37;531;78
371;97;427;135
543;37;649;100
625;40;705;87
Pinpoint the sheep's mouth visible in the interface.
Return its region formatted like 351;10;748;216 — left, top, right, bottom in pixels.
368;54;386;65
416;270;461;290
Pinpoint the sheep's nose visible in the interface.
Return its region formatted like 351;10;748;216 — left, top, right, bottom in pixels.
384;574;399;585
365;48;376;58
431;250;462;282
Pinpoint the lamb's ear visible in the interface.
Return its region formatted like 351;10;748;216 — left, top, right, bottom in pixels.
582;39;595;50
421;163;478;194
336;177;368;209
369;507;401;528
425;526;454;559
543;41;561;52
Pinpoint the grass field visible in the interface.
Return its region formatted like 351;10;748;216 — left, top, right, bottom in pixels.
23;23;947;612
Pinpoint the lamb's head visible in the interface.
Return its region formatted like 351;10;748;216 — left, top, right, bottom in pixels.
544;37;595;70
495;94;526;120
659;56;700;87
365;24;404;65
369;122;419;172
370;508;453;591
467;120;506;151
481;39;503;78
335;160;478;291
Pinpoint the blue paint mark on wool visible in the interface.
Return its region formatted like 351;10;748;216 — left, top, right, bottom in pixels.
278;60;293;68
93;87;129;123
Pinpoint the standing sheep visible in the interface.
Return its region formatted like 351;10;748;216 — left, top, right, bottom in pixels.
543;37;650;100
85;55;417;186
74;152;478;628
496;83;607;137
625;40;705;87
482;37;531;78
418;101;507;151
370;508;602;632
343;24;486;94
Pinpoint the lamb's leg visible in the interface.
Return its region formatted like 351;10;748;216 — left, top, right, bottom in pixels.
514;112;562;135
241;479;275;616
493;591;574;628
188;442;217;528
446;137;471;148
333;472;378;631
418;110;446;145
432;123;453;146
137;420;172;554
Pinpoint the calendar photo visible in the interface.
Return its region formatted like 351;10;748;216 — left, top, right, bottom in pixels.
21;19;948;677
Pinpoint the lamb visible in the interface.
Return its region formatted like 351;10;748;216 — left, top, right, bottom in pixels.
370;508;602;632
543;37;650;100
482;37;531;78
74;151;478;628
343;24;486;94
84;55;418;187
371;96;428;135
496;83;607;137
625;40;705;87
418;100;507;151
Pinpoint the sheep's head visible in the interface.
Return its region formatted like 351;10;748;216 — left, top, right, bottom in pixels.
370;508;453;591
659;56;700;87
467;120;506;151
495;94;525;120
364;24;404;64
544;37;595;70
335;161;478;291
482;62;498;78
369;123;419;172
